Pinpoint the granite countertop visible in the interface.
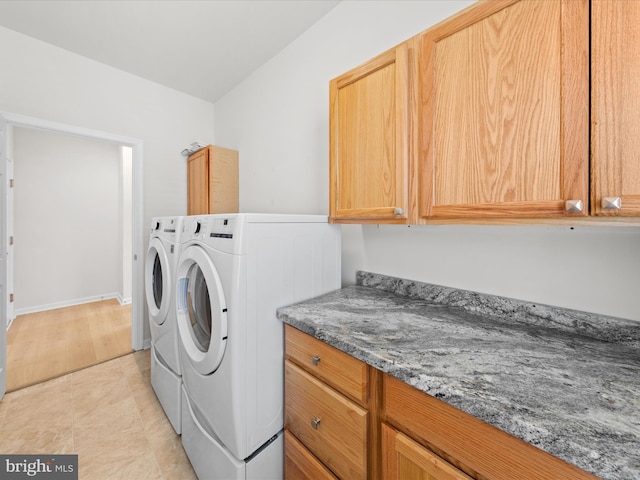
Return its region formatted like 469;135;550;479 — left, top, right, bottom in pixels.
276;271;640;480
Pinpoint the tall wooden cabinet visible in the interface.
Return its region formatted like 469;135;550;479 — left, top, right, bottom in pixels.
187;145;238;215
329;40;417;224
328;0;640;224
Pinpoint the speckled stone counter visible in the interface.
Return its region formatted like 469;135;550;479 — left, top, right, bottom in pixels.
276;271;640;480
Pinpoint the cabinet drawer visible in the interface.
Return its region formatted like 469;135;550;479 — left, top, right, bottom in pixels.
383;374;598;480
285;361;368;480
284;430;338;480
285;325;368;405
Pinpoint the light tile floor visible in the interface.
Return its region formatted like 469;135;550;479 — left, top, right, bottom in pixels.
0;349;197;480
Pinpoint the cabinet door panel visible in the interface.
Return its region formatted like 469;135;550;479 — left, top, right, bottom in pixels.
591;0;640;216
330;43;413;223
382;423;472;480
420;0;589;219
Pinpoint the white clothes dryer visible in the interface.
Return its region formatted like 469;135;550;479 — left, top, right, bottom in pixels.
145;216;183;434
175;214;341;480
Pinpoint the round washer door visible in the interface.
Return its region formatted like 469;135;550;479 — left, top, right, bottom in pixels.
175;244;228;375
145;237;171;327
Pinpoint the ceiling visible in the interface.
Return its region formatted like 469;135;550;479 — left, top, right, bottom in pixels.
0;0;341;103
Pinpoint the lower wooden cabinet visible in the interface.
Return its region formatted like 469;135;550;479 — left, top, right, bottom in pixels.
382;423;472;480
284;325;600;480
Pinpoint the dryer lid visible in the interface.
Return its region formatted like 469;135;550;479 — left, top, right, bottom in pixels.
176;244;228;375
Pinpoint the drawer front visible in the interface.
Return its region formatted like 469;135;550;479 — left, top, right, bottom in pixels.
285;325;368;405
285;361;368;480
284;430;338;480
383;374;598;480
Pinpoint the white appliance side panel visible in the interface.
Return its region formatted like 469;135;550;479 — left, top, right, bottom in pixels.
246;432;283;480
181;386;245;480
246;223;341;454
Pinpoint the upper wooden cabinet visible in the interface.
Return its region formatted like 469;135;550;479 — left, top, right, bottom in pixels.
591;0;640;216
329;40;417;224
187;145;239;215
329;0;640;224
419;0;589;220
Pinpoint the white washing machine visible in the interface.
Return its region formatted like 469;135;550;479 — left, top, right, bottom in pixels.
175;214;341;480
145;216;183;434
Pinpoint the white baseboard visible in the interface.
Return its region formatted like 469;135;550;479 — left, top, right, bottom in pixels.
14;293;122;316
116;293;132;305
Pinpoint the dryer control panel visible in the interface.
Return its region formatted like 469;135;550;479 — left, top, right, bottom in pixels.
181;215;246;255
209;217;235;239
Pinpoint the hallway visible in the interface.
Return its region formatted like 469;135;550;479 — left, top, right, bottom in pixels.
6;299;132;392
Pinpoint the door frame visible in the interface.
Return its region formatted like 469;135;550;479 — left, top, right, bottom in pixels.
0;111;145;351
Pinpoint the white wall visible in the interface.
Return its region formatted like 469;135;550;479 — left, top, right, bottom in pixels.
213;0;640;322
0;26;215;338
0;26;214;220
14;128;120;312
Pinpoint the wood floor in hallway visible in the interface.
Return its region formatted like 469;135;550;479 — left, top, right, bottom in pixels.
6;299;133;392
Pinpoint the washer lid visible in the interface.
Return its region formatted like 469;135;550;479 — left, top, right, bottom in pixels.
176;244;228;375
145;237;171;326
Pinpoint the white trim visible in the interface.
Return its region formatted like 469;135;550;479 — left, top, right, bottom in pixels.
117;294;132;305
14;293;124;317
0;111;145;351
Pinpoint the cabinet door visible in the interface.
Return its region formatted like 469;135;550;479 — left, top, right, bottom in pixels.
419;0;589;220
591;0;640;216
330;41;416;223
187;147;210;215
382;424;472;480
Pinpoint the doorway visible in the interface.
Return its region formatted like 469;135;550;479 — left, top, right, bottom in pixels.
0;112;145;397
8;127;132;391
